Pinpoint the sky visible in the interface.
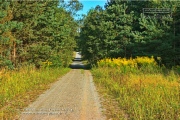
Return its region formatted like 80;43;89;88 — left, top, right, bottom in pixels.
75;0;107;19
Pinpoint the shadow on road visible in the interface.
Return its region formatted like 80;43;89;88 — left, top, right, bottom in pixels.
69;59;91;70
69;52;91;70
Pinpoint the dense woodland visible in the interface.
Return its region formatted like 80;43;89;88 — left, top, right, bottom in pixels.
0;0;82;69
80;0;180;67
1;0;180;69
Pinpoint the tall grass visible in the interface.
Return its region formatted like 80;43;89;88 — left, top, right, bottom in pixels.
0;65;70;119
92;57;180;120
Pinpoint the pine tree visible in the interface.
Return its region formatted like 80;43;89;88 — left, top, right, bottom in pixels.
104;0;134;58
0;1;22;68
133;1;179;66
10;1;80;68
80;0;179;67
80;6;106;63
80;0;134;63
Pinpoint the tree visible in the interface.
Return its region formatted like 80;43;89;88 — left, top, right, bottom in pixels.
0;1;22;68
79;0;180;67
80;6;106;63
133;1;179;66
0;0;82;68
80;0;134;63
104;0;134;58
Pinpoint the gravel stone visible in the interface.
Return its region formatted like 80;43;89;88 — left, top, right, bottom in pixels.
19;52;105;120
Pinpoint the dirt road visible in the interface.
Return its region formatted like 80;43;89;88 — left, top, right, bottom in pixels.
19;52;105;120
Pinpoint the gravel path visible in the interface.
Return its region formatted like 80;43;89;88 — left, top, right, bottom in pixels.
19;52;105;120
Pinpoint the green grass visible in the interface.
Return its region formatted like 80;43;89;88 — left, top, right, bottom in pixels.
0;66;70;119
92;58;180;120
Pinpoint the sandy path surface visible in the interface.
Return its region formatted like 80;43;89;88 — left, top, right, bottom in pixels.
19;52;105;120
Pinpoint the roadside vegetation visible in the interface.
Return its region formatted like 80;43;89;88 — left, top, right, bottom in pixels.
1;0;180;119
92;57;180;119
0;66;70;119
0;1;82;69
80;0;180;67
0;0;82;119
80;1;180;119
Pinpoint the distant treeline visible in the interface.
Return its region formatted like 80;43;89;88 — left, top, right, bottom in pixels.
80;0;180;67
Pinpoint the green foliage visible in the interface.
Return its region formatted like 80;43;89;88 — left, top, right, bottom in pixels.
80;6;105;63
0;1;82;68
0;66;70;119
92;61;180;119
0;57;13;69
49;55;62;68
0;1;22;69
80;0;180;67
62;0;83;16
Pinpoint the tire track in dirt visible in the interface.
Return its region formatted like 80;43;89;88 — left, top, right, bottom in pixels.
19;52;105;120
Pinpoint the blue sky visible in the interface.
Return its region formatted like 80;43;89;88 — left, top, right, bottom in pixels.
75;0;107;19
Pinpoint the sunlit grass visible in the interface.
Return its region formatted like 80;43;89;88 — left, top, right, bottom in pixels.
0;66;70;119
92;57;180;119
